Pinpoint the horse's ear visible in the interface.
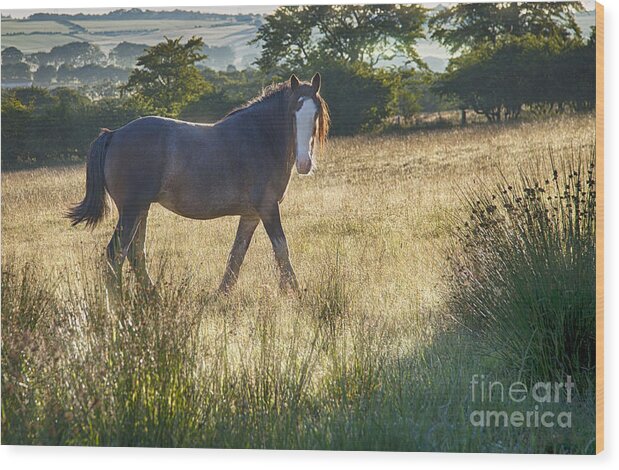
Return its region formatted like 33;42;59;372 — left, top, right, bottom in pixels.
290;74;300;90
311;72;321;94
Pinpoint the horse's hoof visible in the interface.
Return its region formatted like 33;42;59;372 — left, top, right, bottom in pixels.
217;284;232;295
280;282;301;298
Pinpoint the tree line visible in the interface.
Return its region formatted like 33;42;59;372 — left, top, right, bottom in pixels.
2;2;595;167
1;40;237;91
2;41;145;92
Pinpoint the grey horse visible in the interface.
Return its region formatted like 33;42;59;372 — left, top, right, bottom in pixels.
68;73;330;294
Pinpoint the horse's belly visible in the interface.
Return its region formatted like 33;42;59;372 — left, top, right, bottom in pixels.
156;188;251;220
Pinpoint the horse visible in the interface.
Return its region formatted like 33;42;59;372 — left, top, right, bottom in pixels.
67;73;330;295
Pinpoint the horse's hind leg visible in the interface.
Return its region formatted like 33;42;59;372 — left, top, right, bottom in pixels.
218;215;260;293
105;206;149;301
127;206;155;292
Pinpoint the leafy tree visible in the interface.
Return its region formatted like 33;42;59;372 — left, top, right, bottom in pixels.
1;95;32;165
9;87;56;110
433;34;595;121
1;87;146;165
109;41;149;68
312;60;392;135
429;2;583;53
1;62;31;82
251;5;429;134
45;88;92;156
121;36;210;117
2;46;24;65
181;89;242;123
56;64;75;83
31;41;106;68
202;44;235;69
73;64;129;85
388;69;446;124
33;65;57;86
252;4;428;70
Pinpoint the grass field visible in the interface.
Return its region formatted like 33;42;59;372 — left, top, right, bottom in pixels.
1;114;596;451
1;20;72;34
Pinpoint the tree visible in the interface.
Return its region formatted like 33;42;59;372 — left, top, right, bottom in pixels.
180;89;242;123
315;60;392;135
251;4;428;70
388;69;439;125
1;62;31;82
2;46;24;65
121;36;210;117
109;41;149;68
33;41;106;67
202;45;235;70
433;34;595;121
56;64;75;84
1;94;32;165
1;86;145;165
72;64;129;85
429;2;583;53
33;65;57;86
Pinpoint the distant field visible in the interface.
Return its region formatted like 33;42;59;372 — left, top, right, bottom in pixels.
1;17;262;67
0;32;80;52
72;19;243;33
1;19;71;34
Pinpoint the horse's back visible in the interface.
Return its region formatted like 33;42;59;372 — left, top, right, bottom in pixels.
104;116;203;207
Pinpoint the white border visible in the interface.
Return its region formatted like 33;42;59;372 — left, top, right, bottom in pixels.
1;0;616;468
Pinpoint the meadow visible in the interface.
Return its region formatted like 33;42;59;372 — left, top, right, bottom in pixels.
1;114;596;452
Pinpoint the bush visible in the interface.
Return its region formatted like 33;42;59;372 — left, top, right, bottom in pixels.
180;89;242;123
434;34;596;121
447;145;596;389
302;59;392;135
1;87;145;166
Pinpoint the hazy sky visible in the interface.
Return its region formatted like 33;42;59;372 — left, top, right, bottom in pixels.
1;1;598;19
3;6;278;18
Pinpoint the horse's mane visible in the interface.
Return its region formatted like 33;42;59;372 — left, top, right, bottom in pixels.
220;79;330;148
222;81;291;120
314;89;330;147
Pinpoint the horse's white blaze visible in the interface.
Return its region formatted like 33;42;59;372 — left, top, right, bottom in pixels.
295;98;317;174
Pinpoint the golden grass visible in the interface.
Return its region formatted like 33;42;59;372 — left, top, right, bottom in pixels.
2;115;594;290
1;114;596;451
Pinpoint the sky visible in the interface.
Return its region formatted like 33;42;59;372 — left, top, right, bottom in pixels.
0;1;599;19
3;6;278;18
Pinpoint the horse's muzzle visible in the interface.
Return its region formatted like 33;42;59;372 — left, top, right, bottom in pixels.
296;155;313;175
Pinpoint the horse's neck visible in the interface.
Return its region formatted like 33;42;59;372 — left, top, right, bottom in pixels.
239;101;294;162
251;101;296;189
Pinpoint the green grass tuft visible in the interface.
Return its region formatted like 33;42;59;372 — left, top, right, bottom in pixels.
447;144;596;389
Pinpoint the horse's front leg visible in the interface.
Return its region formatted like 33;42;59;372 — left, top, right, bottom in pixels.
218;215;260;293
260;204;299;292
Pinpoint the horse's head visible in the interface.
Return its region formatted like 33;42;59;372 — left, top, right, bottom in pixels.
289;73;330;175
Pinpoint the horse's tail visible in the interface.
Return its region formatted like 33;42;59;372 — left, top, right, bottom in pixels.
66;128;112;228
